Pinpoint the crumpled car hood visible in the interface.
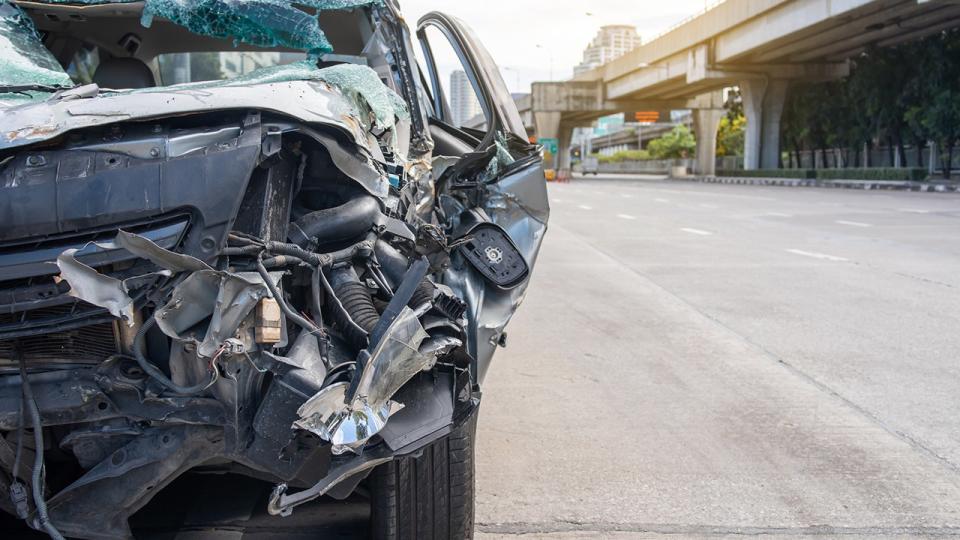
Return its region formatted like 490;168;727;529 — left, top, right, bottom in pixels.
1;65;405;153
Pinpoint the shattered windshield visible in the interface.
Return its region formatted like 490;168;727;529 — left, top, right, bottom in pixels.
139;0;380;53
0;0;383;101
0;1;73;90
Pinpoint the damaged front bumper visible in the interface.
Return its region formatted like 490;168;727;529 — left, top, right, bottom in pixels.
46;227;481;533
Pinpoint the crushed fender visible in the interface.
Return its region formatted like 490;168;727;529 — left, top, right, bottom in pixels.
295;306;460;454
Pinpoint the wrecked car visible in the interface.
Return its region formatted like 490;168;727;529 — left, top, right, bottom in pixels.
0;0;548;538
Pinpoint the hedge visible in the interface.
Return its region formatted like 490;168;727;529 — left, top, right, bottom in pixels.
717;168;928;181
815;168;928;181
717;169;816;179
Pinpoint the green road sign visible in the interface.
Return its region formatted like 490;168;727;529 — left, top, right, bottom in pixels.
539;137;558;154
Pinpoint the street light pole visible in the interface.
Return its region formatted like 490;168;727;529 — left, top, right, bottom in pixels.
502;66;521;93
535;44;554;81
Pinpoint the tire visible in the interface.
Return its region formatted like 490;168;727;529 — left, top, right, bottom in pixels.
369;413;477;540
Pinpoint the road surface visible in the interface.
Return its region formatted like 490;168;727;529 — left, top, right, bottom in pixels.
475;176;960;539
4;176;959;539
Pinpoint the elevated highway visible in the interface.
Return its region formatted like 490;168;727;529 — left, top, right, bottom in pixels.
522;0;960;174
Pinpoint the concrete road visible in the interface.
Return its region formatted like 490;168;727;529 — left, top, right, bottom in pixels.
475;176;960;539
4;176;958;539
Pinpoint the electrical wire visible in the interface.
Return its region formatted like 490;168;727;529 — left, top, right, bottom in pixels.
134;317;218;395
314;264;369;340
255;256;326;339
17;355;65;540
12;396;23;483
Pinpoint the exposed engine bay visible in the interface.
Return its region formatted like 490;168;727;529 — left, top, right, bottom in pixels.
0;1;549;538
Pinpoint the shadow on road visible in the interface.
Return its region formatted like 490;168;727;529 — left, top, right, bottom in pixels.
0;473;368;539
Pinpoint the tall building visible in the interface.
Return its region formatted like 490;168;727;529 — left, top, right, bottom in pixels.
574;25;643;76
449;70;482;126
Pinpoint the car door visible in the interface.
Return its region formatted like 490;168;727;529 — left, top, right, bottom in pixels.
416;13;549;383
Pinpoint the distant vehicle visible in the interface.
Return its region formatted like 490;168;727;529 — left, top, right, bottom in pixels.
582;156;600;175
0;1;549;538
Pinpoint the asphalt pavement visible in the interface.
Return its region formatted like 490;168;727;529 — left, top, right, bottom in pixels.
5;175;959;539
475;175;960;539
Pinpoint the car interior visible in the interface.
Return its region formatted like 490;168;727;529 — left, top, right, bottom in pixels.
17;0;488;159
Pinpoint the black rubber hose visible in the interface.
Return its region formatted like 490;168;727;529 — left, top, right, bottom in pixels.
18;358;65;540
374;241;435;310
330;266;380;349
134;318;217;395
373;240;409;288
316;267;369;342
408;280;436;310
288;196;382;248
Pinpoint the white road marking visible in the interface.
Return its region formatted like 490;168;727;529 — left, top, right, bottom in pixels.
578;205;593;210
621;194;635;199
899;208;930;214
654;198;670;203
617;214;637;220
551;198;565;203
650;188;777;202
785;249;848;262
765;212;793;218
699;203;719;209
680;228;713;236
835;220;872;228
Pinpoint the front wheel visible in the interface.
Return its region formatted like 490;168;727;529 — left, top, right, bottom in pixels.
369;414;477;540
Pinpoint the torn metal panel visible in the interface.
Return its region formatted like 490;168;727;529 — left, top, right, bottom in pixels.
295;307;459;453
354;310;433;408
1;80;349;149
442;152;549;383
1;66;410;171
263;331;327;386
115;229;212;273
55;249;137;325
154;270;271;359
268;446;393;516
294;381;401;453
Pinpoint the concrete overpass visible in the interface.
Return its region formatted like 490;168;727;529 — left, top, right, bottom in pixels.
522;0;960;175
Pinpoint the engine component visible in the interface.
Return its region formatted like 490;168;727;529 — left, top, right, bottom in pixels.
255;297;283;344
287;195;382;248
330;266;379;348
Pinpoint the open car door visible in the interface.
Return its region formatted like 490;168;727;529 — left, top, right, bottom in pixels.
416;12;549;383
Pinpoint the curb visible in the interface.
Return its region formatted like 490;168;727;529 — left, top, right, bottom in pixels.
689;176;960;193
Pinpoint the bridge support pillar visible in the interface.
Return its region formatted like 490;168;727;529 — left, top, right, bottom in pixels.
534;111;561;170
558;124;573;176
761;80;790;169
741;78;791;170
741;79;767;170
694;108;723;177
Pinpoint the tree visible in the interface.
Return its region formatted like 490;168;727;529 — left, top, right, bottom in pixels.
716;115;745;157
906;29;960;179
647;125;696;159
781;84;812;168
717;88;745;158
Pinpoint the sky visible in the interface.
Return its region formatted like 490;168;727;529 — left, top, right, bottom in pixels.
396;0;720;94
